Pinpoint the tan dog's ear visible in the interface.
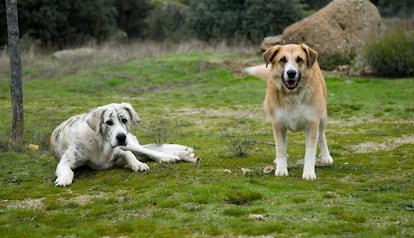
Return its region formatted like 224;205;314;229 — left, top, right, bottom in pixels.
86;107;105;134
301;44;318;68
263;45;281;68
121;102;141;126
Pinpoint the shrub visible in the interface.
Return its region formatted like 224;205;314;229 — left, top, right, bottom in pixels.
19;0;117;48
115;0;152;39
145;1;190;42
364;29;414;77
318;52;353;71
187;0;303;43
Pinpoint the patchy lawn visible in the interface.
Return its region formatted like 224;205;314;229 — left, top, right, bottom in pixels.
0;48;413;237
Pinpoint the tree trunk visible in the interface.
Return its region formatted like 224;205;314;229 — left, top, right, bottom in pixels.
5;0;24;147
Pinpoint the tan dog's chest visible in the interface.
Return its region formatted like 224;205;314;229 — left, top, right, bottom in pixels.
272;91;318;132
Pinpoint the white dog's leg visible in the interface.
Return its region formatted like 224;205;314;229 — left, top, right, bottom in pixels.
118;151;150;172
303;123;319;180
55;153;75;187
121;136;180;163
142;144;200;163
318;121;334;164
272;122;289;177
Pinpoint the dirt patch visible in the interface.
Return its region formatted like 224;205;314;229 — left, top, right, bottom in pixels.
347;135;414;153
174;107;263;120
4;198;44;210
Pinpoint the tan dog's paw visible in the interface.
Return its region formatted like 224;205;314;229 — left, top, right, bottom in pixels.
275;168;289;177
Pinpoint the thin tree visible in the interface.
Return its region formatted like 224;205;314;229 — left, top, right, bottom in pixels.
5;0;23;147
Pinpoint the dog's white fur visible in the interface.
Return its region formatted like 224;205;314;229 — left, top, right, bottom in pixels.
246;44;333;180
50;103;199;187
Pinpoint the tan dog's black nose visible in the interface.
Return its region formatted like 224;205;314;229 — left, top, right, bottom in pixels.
287;69;297;79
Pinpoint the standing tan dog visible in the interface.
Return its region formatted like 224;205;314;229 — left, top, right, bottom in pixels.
246;44;333;180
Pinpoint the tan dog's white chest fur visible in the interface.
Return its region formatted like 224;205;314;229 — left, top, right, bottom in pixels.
246;44;333;180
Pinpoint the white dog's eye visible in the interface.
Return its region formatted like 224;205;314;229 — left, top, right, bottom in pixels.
105;120;114;126
121;118;128;124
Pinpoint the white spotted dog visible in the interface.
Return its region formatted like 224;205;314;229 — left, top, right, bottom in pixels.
50;103;200;187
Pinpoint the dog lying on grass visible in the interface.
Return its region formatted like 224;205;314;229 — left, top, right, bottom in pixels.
50;103;199;187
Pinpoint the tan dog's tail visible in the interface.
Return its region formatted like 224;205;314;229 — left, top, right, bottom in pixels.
244;64;270;80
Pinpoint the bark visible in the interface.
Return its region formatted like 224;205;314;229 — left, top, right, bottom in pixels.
5;0;24;147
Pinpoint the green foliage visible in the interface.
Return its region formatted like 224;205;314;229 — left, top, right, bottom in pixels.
364;29;414;77
18;0;117;48
115;0;152;39
187;0;303;43
145;1;190;42
376;0;414;17
318;52;353;71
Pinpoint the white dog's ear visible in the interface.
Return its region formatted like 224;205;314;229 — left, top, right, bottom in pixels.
301;44;318;68
86;107;105;134
121;103;141;125
263;45;281;68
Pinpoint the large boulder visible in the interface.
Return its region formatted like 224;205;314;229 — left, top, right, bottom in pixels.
264;0;382;56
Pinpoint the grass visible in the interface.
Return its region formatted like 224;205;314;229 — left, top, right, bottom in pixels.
0;42;413;237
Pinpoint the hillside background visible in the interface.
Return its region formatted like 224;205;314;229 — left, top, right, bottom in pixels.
1;0;413;50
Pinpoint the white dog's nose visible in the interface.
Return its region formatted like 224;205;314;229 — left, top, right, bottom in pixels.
116;133;127;145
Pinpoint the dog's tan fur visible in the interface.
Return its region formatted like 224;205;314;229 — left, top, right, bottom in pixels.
246;44;333;180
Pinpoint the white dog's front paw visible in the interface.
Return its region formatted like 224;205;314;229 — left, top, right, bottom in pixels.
130;161;150;172
302;170;317;180
55;174;74;187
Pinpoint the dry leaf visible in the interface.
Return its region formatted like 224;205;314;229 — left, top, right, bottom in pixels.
263;165;274;174
248;214;267;220
223;169;232;173
241;167;253;175
28;144;39;151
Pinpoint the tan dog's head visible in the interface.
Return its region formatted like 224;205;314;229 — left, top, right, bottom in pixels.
86;103;141;147
263;44;318;91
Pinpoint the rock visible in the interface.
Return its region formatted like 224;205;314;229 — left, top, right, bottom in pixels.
260;35;282;50
263;0;382;57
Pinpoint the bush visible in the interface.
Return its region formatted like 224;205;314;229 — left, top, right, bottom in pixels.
375;0;414;18
318;52;353;71
145;1;190;42
115;0;152;39
187;0;303;43
19;0;117;48
364;29;414;77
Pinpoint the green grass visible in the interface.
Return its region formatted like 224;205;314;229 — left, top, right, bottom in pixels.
0;49;413;237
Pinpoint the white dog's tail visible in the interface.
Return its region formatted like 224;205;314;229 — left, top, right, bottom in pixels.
244;64;271;80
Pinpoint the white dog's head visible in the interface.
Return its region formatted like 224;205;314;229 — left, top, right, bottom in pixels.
86;103;140;147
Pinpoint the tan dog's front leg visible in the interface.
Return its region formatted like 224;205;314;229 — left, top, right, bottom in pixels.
303;122;319;180
273;122;288;177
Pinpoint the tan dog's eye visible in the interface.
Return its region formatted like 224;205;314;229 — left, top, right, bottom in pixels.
279;56;287;64
105;120;114;126
296;57;303;65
